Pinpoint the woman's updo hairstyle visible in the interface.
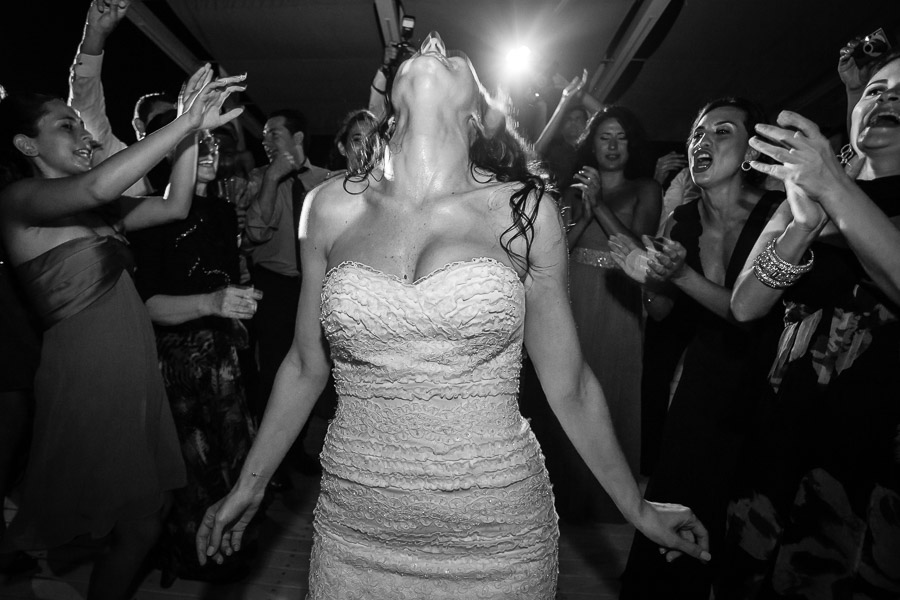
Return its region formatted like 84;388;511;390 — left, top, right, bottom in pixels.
0;91;58;190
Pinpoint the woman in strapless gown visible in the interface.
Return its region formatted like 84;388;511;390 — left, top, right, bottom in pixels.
198;32;710;599
0;67;244;598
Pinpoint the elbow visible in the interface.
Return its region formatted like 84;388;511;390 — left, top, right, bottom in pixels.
730;295;760;323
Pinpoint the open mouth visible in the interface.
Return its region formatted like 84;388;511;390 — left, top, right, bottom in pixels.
74;147;93;162
604;153;621;162
866;110;900;128
691;150;712;172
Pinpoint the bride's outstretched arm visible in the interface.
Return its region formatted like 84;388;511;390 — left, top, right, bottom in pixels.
522;193;710;564
196;185;334;565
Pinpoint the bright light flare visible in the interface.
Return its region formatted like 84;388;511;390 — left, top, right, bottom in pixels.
504;45;533;78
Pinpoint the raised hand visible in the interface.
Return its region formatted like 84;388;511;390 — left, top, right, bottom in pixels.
561;69;588;100
178;64;214;117
837;37;876;95
182;69;248;132
653;151;688;185
86;0;130;40
748;110;850;206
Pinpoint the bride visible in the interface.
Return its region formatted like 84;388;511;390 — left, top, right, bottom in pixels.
197;32;709;598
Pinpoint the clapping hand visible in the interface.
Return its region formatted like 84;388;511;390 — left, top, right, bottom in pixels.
608;234;653;284
748;111;844;232
654;151;688;185
572;166;602;205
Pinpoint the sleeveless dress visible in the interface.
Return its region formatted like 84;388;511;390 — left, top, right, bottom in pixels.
308;257;559;599
620;192;783;599
3;236;186;550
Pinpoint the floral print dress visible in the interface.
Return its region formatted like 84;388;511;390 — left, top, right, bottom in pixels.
719;175;900;599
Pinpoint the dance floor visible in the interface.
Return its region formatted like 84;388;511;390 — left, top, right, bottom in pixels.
2;417;634;599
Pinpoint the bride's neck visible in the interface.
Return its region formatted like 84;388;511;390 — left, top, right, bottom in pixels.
384;110;474;199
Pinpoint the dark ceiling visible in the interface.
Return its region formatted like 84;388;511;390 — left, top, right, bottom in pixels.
3;0;900;163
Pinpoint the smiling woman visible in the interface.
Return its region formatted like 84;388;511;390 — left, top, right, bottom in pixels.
0;65;245;598
720;51;900;599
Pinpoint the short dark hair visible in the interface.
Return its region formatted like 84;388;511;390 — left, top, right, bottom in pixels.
134;92;175;125
269;108;308;137
689;96;769;186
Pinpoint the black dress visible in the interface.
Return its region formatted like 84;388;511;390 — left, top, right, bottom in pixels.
621;192;783;599
718;175;900;599
130;194;259;582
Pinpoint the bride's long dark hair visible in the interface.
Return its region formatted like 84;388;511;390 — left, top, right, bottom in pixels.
351;68;552;275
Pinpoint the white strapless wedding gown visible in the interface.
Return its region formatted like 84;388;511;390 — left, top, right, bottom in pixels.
307;257;558;599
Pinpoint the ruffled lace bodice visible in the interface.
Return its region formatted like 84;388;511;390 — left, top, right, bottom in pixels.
309;257;558;599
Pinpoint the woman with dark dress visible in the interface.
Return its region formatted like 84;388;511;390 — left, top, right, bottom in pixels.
0;66;244;599
722;52;900;599
611;97;785;599
129;130;261;586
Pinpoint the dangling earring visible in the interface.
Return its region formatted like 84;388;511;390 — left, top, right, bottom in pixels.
838;143;855;166
741;160;752;172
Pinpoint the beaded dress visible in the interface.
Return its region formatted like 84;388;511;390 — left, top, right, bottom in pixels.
308;257;559;599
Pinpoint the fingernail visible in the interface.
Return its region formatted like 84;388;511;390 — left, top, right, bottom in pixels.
701;551;712;561
206;546;215;556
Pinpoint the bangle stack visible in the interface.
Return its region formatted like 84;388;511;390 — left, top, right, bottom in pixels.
753;238;814;289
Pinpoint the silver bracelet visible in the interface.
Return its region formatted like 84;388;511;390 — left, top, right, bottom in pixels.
752;238;814;289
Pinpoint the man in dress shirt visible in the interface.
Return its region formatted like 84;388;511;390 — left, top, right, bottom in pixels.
244;110;329;480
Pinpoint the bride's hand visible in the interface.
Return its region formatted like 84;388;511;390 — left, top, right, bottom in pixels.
636;500;711;564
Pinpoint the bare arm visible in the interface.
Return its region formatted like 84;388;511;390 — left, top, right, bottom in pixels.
730;201;818;322
197;184;336;563
523;195;710;561
533;71;586;157
3;68;245;228
146;287;260;326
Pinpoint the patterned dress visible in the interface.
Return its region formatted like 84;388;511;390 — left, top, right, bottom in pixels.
309;258;559;599
718;175;900;599
130;194;258;582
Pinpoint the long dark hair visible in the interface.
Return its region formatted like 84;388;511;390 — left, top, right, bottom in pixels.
0;92;57;190
575;105;651;180
689;96;769;187
356;64;550;274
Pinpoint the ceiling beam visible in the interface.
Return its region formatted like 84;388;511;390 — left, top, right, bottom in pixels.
589;0;672;103
125;1;263;138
